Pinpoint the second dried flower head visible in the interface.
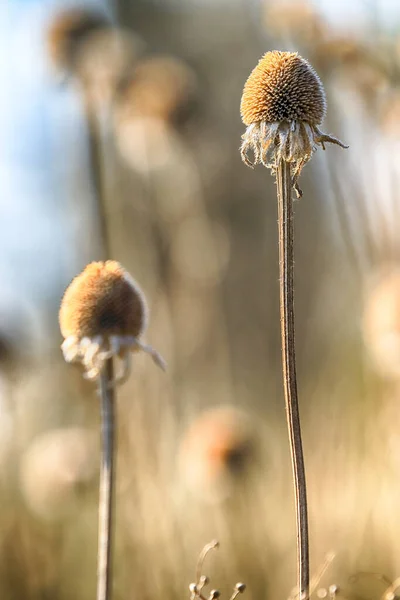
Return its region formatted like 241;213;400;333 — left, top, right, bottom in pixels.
240;51;347;191
59;261;165;383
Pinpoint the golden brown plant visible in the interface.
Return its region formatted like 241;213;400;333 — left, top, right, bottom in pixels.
240;50;347;600
240;51;347;194
59;260;165;600
59;260;165;384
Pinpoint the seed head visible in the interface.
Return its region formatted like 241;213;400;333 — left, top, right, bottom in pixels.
47;8;109;75
59;261;165;383
116;56;196;122
179;406;255;502
240;51;347;194
241;51;326;126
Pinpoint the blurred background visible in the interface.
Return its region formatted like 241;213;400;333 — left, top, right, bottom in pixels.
2;0;400;598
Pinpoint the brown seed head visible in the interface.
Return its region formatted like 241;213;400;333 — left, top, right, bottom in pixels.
240;51;326;126
47;8;109;73
179;406;255;502
240;50;347;188
116;55;196;122
59;261;147;341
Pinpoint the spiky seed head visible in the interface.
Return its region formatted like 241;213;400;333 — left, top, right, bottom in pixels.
241;51;326;126
59;261;147;340
59;261;165;382
240;50;347;191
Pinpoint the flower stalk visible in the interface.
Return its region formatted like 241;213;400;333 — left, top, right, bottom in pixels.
276;158;309;599
240;51;347;600
97;360;115;600
59;261;165;600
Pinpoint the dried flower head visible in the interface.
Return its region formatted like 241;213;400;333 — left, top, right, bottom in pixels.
240;51;347;192
20;427;98;520
263;2;326;47
76;29;143;107
116;55;196;122
179;406;255;502
59;261;165;383
47;8;109;75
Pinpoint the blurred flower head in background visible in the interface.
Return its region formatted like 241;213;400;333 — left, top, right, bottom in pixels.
116;55;197;123
178;406;256;503
20;427;98;521
47;7;110;78
363;268;400;380
47;6;143;107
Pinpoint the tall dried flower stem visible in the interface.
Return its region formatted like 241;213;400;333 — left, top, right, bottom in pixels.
97;361;115;600
276;158;309;600
84;95;115;600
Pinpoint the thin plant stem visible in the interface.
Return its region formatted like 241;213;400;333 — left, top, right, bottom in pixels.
97;359;115;600
84;95;111;259
83;91;115;600
276;158;309;600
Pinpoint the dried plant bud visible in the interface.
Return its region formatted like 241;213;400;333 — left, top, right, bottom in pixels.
199;576;210;590
328;585;339;595
235;583;246;593
59;261;165;383
189;583;198;594
209;590;220;599
240;51;347;192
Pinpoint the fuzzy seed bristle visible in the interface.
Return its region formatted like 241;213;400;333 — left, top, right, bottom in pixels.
240;51;326;126
59;261;146;340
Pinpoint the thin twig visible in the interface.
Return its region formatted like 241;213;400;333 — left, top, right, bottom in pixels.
97;359;115;600
276;158;309;600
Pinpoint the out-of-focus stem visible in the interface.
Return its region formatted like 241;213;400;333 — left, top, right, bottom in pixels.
97;359;115;600
84;101;111;260
276;158;309;600
83;91;115;600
